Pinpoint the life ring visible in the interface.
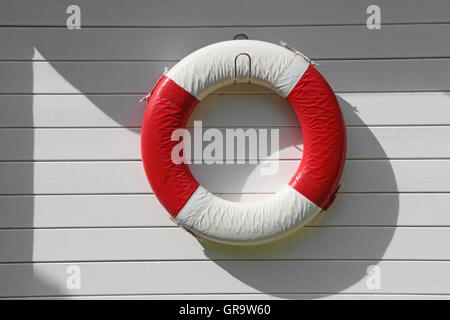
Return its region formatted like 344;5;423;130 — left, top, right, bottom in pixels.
141;40;346;245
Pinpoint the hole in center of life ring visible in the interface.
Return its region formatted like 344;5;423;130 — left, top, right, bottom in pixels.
185;83;303;203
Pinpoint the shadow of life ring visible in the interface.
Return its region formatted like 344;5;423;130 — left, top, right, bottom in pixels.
141;40;346;245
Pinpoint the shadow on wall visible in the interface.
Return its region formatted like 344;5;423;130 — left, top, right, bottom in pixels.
0;48;64;298
194;96;399;298
0;48;144;297
0;35;397;298
0;33;155;296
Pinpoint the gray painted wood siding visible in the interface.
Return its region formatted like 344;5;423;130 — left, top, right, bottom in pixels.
0;0;449;299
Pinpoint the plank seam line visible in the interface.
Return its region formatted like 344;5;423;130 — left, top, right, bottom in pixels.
1;259;450;265
1;292;450;299
1;226;447;231
4;56;450;62
1;21;450;28
5;57;450;63
1;91;450;96
2;158;450;162
1;90;450;95
2;158;450;163
3;124;450;129
2;192;450;196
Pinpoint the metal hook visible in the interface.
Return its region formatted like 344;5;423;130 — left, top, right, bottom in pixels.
233;33;249;40
234;53;251;84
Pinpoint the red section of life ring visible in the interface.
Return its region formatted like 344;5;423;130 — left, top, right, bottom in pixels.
141;76;200;215
287;65;346;210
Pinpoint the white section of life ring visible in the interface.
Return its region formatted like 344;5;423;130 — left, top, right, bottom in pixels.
176;185;320;245
166;40;309;100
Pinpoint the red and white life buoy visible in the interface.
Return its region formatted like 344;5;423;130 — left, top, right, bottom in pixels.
141;40;346;245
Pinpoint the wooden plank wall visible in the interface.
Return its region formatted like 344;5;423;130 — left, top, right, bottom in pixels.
0;0;449;299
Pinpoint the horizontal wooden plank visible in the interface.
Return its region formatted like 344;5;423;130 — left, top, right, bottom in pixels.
1;261;450;297
184;91;450;128
1;227;450;262
336;92;450;127
345;126;450;159
1;0;449;26
1;92;449;128
2;59;450;94
1;126;449;160
190;160;450;193
0;159;449;194
3;24;450;60
0;94;147;128
1;193;450;228
0;128;144;161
